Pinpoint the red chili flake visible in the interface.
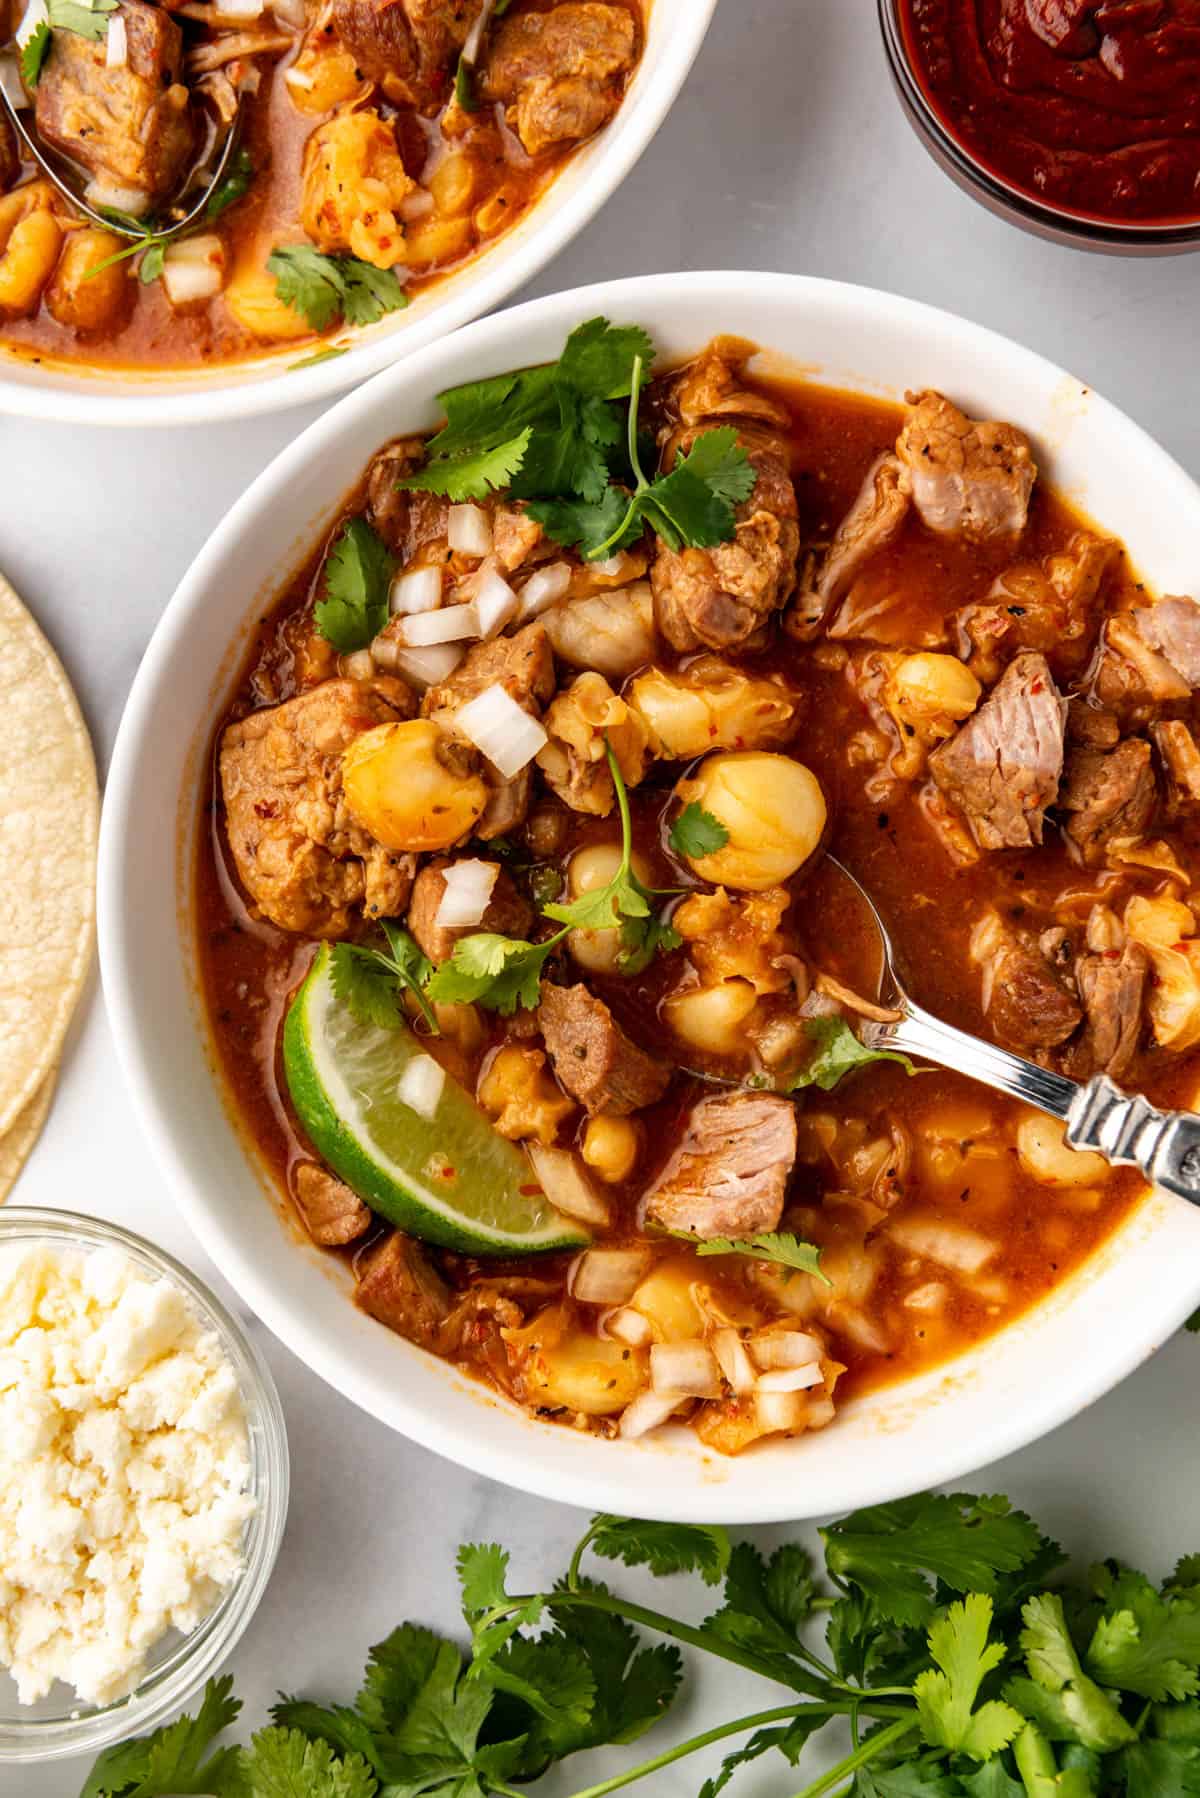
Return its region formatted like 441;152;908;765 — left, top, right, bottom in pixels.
1031;679;1044;693
519;1183;542;1196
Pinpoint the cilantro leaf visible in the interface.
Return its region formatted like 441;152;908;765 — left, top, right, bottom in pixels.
419;364;558;461
20;19;51;85
139;240;166;285
822;1493;1044;1628
914;1594;1024;1760
703;1542;820;1680
1187;1307;1200;1334
485;1632;594;1746
524;483;637;559
546;1576;681;1753
370;1637;493;1790
82;1676;244;1798
267;246;407;333
401;428;533;503
858;1761;969;1797
699;1721;819;1798
669;802;729;859
354;1623;449;1743
457;1542;510;1618
787;1015;918;1092
690;1232;828;1283
329;938;437;1035
1003;1594;1136;1753
267;1699;379;1769
314;517;395;652
424;931;554;1015
587;1515;731;1587
1085;1564;1200;1701
238;1726;376;1797
639;428;758;552
1121;1738;1200;1797
206;148;255;221
961;1765;1026;1798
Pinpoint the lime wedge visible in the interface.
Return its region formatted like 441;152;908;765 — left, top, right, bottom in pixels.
283;945;589;1256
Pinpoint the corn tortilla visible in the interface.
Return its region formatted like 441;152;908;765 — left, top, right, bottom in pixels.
0;1072;56;1203
0;573;98;1136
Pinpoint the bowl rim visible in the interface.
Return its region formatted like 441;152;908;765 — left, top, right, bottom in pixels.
876;0;1200;250
0;1205;290;1764
0;0;717;429
98;270;1200;1522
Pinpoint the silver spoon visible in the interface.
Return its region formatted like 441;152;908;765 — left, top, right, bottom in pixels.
0;72;243;241
827;854;1200;1206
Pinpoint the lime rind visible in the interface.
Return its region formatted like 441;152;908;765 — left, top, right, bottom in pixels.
284;945;588;1256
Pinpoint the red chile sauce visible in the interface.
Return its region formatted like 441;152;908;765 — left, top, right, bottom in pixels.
900;0;1200;226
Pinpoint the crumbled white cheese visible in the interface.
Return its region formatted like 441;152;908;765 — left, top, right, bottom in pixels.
0;1243;255;1707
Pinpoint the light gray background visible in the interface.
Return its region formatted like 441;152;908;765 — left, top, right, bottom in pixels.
5;1;1200;1792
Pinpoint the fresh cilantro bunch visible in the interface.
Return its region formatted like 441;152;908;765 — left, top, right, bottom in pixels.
89;1490;1200;1798
267;245;409;333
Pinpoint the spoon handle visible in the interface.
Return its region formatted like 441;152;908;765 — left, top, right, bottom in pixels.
861;1007;1200;1206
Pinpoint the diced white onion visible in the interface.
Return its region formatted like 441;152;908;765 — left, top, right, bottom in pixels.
754;1363;824;1394
216;0;265;18
374;638;465;689
592;553;631;578
806;1396;836;1430
15;0;47;48
105;15;128;66
397;1054;445;1120
271;0;306;23
341;649;375;681
748;1330;822;1372
830;1304;890;1355
401;188;435;221
284;65;315;90
754;1389;809;1435
473;569;519;640
448;504;493;558
526;1145;610;1228
618;1390;683;1440
162;235;226;306
400;602;479;647
649;1341;721;1399
887;1216;996;1275
711;1328;757;1397
569;1248;650;1307
903;1281;947;1313
517;561;572;620
455;684;548;779
0;58;28;108
600;1305;654;1347
434;858;498;931
85;177;151;217
390;564;443;616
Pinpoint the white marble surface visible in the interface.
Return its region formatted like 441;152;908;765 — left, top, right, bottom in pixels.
5;0;1200;1791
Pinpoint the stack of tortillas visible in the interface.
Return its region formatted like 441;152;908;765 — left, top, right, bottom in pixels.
0;571;98;1200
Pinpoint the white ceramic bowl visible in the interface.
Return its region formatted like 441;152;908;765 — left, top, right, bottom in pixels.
99;272;1200;1522
0;0;715;428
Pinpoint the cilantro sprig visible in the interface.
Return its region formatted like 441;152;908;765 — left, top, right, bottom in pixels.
426;741;680;1012
314;517;396;653
786;1014;918;1092
267;245;409;332
669;800;729;859
329;925;438;1035
689;1231;830;1283
89;1490;1200;1798
20;0;117;86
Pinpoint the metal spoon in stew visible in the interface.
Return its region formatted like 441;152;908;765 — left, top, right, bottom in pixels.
0;75;244;242
819;855;1200;1207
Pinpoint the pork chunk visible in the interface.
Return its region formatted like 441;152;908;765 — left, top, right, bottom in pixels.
930;652;1066;850
1090;598;1200;717
1071;942;1150;1080
1153;720;1200;816
790;454;912;642
365;439;448;555
355;1231;453;1351
538;983;669;1116
331;0;483;106
1134;595;1200;685
896;390;1036;546
480;2;636;155
220;676;417;937
292;1163;371;1247
1058;739;1156;866
955;532;1118;682
651;347;800;652
35;0;193;214
407;857;533;966
970;909;1082;1053
642;1091;797;1239
421;624;555;838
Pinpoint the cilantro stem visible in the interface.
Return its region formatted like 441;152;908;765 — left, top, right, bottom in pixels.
608;739;636;901
561;1705;812;1798
787;1716;920;1798
566;1517;604;1592
587;354;649;562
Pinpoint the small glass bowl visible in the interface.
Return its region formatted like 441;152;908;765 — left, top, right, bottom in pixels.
0;1207;290;1765
877;0;1200;257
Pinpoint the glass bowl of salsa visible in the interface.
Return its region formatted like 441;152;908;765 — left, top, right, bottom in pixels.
879;0;1200;254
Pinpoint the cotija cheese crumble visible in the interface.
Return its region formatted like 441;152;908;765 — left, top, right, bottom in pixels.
0;1241;254;1706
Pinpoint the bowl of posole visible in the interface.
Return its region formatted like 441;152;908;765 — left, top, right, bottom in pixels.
98;271;1200;1523
0;0;715;429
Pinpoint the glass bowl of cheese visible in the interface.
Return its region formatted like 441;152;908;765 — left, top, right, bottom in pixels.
0;1207;289;1764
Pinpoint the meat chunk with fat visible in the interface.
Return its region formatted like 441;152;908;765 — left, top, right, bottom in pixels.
354;1231;453;1351
970;909;1082;1053
538;983;669;1116
1058;739;1156;866
1153;720;1200;816
407;857;532;966
365;439;448;556
422;623;555;837
480;2;636;155
220;676;417;937
1134;596;1200;684
1090;596;1200;717
955;532;1118;682
642;1091;797;1239
1070;943;1150;1080
35;0;193;214
331;0;483;106
790;454;912;642
929;652;1066;850
651;347;800;653
292;1163;371;1246
896;390;1036;545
